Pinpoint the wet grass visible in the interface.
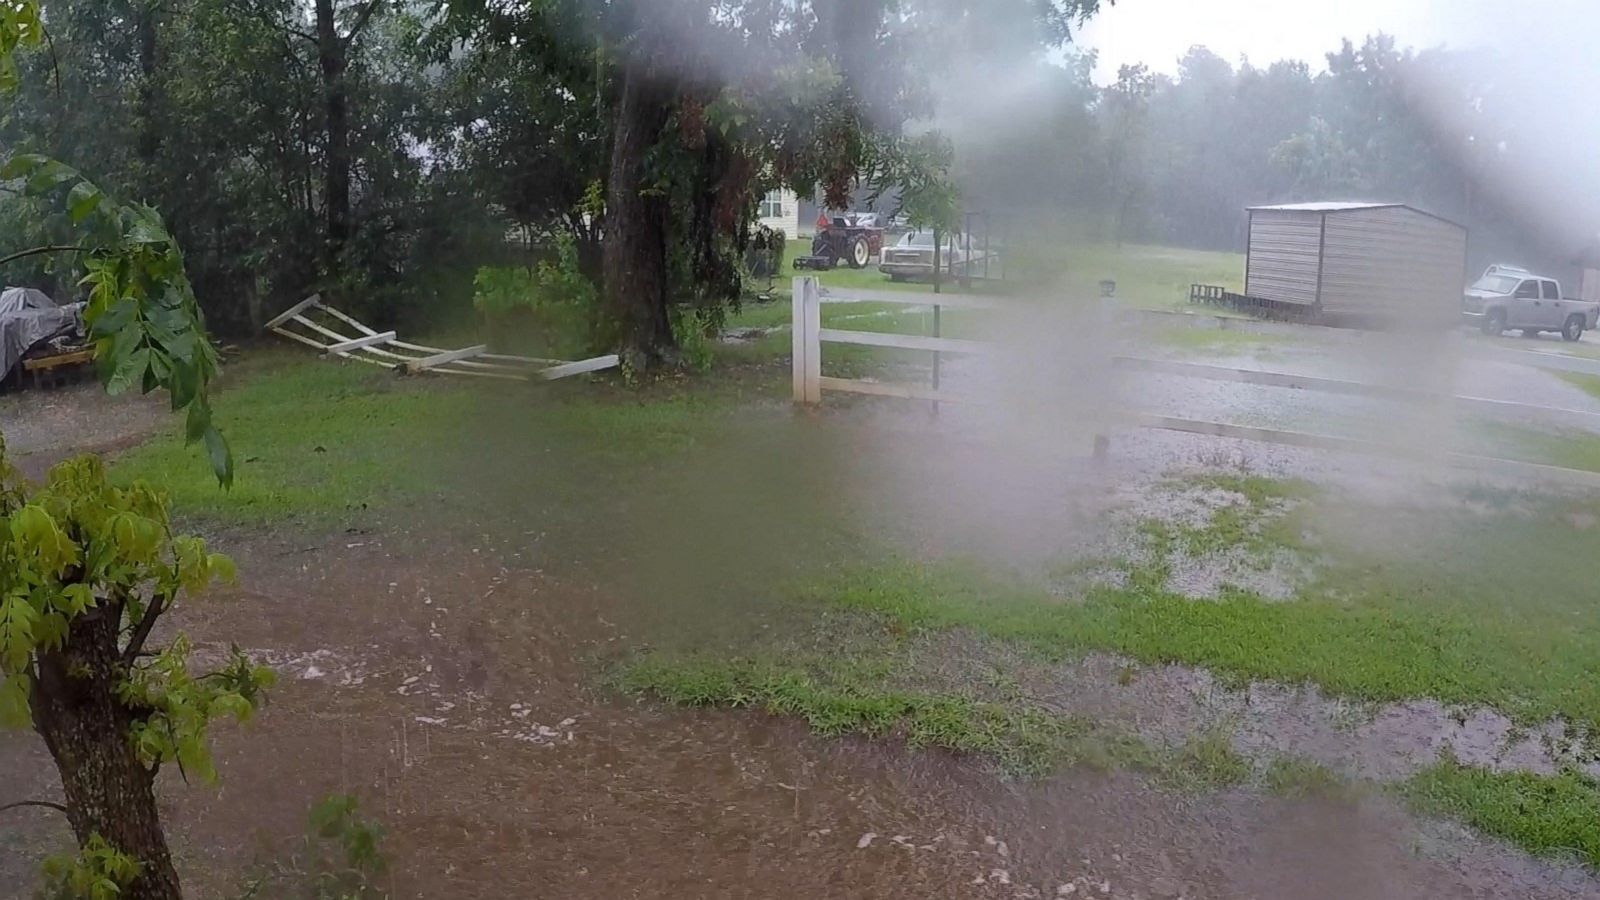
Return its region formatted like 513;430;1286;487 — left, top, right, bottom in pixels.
112;352;762;525
619;653;1141;776
1481;423;1600;473
1403;758;1600;867
1263;757;1347;799
621;650;1263;789
1141;474;1316;563
1556;371;1600;401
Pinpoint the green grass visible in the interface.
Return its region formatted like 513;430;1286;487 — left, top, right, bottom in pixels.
818;508;1600;731
114;358;467;522
1142;473;1316;563
1479;423;1600;474
1050;242;1244;311
1557;371;1600;402
1264;757;1347;799
619;653;1128;776
113;352;755;525
1404;758;1600;866
1163;729;1252;792
622;651;1278;788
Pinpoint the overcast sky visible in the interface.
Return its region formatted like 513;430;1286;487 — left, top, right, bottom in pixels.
1073;0;1522;83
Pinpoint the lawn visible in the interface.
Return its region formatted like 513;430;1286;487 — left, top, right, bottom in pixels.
753;239;1244;311
106;299;1600;872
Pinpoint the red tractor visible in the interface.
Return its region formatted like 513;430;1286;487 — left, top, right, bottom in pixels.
793;212;885;271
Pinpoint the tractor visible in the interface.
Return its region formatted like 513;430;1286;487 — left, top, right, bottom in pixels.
793;213;885;271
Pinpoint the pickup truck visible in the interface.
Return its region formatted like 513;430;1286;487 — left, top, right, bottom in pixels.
1461;270;1599;341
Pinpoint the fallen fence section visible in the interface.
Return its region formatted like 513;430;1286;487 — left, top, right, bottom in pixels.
793;276;1600;491
267;295;618;382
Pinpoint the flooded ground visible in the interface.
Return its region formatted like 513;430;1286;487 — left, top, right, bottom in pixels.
5;322;1600;897
8;530;1596;899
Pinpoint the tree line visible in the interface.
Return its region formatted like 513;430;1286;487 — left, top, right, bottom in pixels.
0;5;1576;366
978;35;1580;275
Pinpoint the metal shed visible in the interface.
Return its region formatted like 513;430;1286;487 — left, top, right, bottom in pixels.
1245;202;1467;324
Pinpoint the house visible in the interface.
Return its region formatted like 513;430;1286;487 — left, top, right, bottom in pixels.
1245;202;1468;324
756;189;803;239
759;185;906;239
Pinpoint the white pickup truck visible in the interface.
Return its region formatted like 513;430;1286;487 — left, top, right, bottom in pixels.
1462;268;1600;341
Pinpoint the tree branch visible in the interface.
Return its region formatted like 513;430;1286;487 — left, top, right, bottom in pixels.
341;0;383;48
0;800;69;817
0;245;82;267
286;26;318;45
121;594;168;667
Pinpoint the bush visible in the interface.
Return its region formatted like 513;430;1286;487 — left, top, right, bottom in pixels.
471;233;598;358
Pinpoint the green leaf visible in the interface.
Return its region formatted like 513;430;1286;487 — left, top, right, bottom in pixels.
0;593;38;671
203;424;233;488
207;553;237;583
57;583;96;615
0;152;46;181
184;390;212;438
66;180;103;223
105;347;151;396
0;673;29;727
89;297;137;339
25;160;77;194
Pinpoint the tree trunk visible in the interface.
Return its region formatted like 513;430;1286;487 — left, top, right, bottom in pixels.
31;608;180;900
134;2;160;171
316;0;351;263
602;63;675;368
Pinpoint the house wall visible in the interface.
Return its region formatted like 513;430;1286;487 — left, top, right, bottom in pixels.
1319;207;1467;321
1245;209;1323;306
757;189;802;239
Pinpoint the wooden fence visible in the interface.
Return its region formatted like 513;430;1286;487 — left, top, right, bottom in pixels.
792;276;1600;489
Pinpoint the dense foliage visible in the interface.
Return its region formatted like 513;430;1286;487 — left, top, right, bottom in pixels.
971;37;1571;270
2;2;1578;356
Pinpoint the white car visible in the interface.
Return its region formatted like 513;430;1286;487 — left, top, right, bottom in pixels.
878;230;999;283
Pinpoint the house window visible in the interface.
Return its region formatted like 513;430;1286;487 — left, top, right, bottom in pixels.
759;190;785;220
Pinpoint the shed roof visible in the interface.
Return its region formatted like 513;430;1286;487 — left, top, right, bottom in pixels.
1246;201;1465;229
1248;201;1403;212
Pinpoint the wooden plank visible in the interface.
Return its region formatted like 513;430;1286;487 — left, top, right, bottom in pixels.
818;286;1008;310
324;331;397;356
476;351;565;365
264;294;321;330
269;326;335;353
537;354;620;381
316;303;382;337
818;376;972;404
819;328;989;355
22;349;95;371
403;345;488;373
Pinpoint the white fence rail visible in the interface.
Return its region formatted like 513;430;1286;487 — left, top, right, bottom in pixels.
791;276;1600;489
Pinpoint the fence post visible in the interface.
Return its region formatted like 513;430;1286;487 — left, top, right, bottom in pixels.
793;276;823;404
792;276;807;403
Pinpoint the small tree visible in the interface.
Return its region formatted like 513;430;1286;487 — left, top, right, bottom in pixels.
2;5;265;898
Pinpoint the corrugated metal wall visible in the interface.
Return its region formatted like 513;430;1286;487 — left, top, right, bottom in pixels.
1245;210;1322;306
1318;207;1467;320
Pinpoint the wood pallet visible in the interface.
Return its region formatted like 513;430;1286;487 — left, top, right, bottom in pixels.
266;295;619;382
20;348;95;390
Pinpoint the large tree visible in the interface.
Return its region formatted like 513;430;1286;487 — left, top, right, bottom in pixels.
448;0;1103;368
1;7;267;899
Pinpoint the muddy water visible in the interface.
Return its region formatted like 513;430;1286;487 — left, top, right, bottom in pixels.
10;532;1592;899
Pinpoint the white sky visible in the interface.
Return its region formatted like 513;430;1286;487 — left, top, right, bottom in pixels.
1074;0;1515;83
